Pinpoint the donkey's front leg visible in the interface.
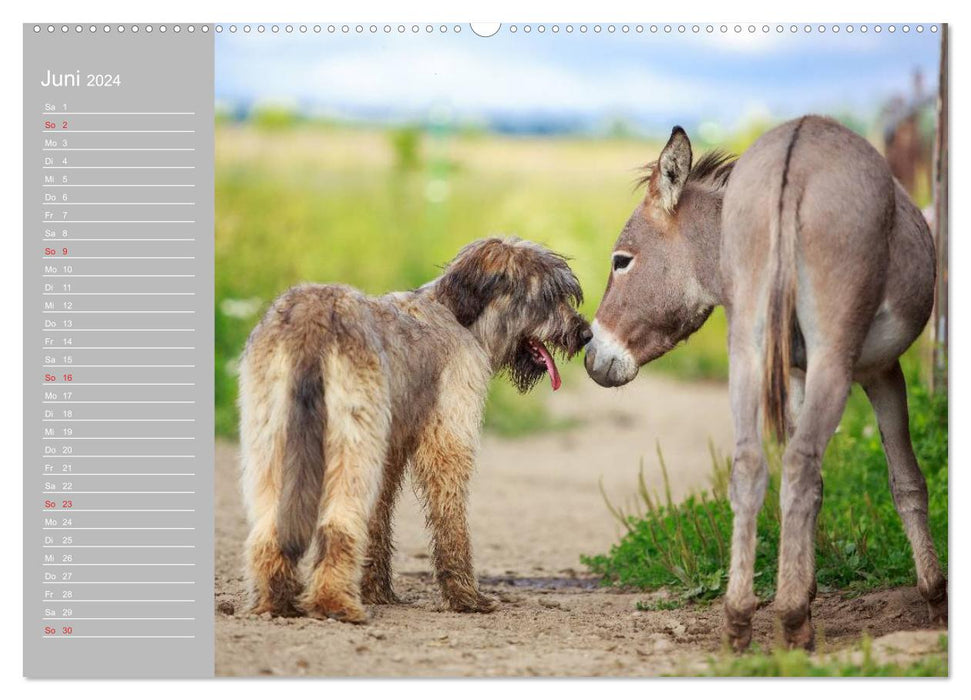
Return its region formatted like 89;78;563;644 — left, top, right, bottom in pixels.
724;340;769;652
776;355;851;650
863;361;947;624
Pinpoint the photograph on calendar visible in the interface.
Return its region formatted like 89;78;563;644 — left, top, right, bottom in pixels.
208;24;949;677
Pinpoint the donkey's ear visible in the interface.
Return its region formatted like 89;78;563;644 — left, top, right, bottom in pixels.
655;126;693;213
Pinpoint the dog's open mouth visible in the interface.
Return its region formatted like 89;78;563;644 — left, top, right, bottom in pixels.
527;338;561;391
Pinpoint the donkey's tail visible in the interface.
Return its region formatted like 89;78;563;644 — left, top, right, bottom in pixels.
762;118;806;442
276;349;326;563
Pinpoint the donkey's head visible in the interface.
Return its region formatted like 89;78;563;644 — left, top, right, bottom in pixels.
585;127;734;387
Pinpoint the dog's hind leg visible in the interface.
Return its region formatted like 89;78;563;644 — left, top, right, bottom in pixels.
303;353;389;623
239;350;305;617
361;452;407;604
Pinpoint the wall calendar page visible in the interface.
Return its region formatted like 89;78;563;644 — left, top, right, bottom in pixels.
21;18;951;682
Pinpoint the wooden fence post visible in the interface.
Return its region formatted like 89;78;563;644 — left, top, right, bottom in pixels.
931;25;949;394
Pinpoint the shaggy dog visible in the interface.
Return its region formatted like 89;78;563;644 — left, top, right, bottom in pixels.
238;237;590;622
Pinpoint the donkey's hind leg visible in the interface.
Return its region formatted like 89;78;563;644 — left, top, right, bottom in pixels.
863;361;947;625
775;350;852;650
724;321;770;652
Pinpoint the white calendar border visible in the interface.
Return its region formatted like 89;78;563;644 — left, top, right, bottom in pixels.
3;0;967;696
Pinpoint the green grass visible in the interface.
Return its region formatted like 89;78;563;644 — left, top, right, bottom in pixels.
215;124;661;437
693;634;947;677
582;358;948;602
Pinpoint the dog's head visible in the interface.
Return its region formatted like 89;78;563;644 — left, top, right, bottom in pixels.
436;237;590;392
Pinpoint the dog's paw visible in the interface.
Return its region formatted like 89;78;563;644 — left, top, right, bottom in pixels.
303;592;369;624
448;591;499;614
249;598;303;619
361;586;404;606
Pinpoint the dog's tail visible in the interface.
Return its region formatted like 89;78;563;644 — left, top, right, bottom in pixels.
276;348;327;564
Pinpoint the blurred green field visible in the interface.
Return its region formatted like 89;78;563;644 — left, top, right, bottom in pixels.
215;123;737;436
213;120;928;437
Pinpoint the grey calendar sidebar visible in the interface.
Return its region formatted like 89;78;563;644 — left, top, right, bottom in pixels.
23;24;215;678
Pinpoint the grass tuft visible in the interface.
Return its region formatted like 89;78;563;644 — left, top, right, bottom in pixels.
582;361;947;602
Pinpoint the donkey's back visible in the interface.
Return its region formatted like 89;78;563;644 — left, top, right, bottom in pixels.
722;115;934;433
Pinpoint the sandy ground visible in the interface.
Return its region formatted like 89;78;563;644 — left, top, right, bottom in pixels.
214;372;943;677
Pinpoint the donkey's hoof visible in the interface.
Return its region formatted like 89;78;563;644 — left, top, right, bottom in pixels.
783;618;816;651
724;601;756;652
726;623;753;653
922;582;948;626
927;597;948;627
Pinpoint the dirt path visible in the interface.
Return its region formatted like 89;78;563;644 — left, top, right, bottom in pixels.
214;373;939;676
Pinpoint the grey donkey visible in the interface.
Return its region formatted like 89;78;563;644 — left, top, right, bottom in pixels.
584;116;947;650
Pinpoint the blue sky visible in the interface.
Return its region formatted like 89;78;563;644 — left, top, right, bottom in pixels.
216;25;940;135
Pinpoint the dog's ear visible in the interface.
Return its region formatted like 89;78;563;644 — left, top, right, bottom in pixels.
437;264;503;327
437;240;508;327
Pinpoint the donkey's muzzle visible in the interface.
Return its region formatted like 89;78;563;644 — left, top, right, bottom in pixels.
584;321;639;387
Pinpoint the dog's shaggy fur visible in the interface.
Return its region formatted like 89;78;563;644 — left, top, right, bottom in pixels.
238;237;590;622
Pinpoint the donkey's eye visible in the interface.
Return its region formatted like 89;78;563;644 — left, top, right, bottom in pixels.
612;254;633;271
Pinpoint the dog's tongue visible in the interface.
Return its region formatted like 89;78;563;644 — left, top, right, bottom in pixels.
533;340;561;391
